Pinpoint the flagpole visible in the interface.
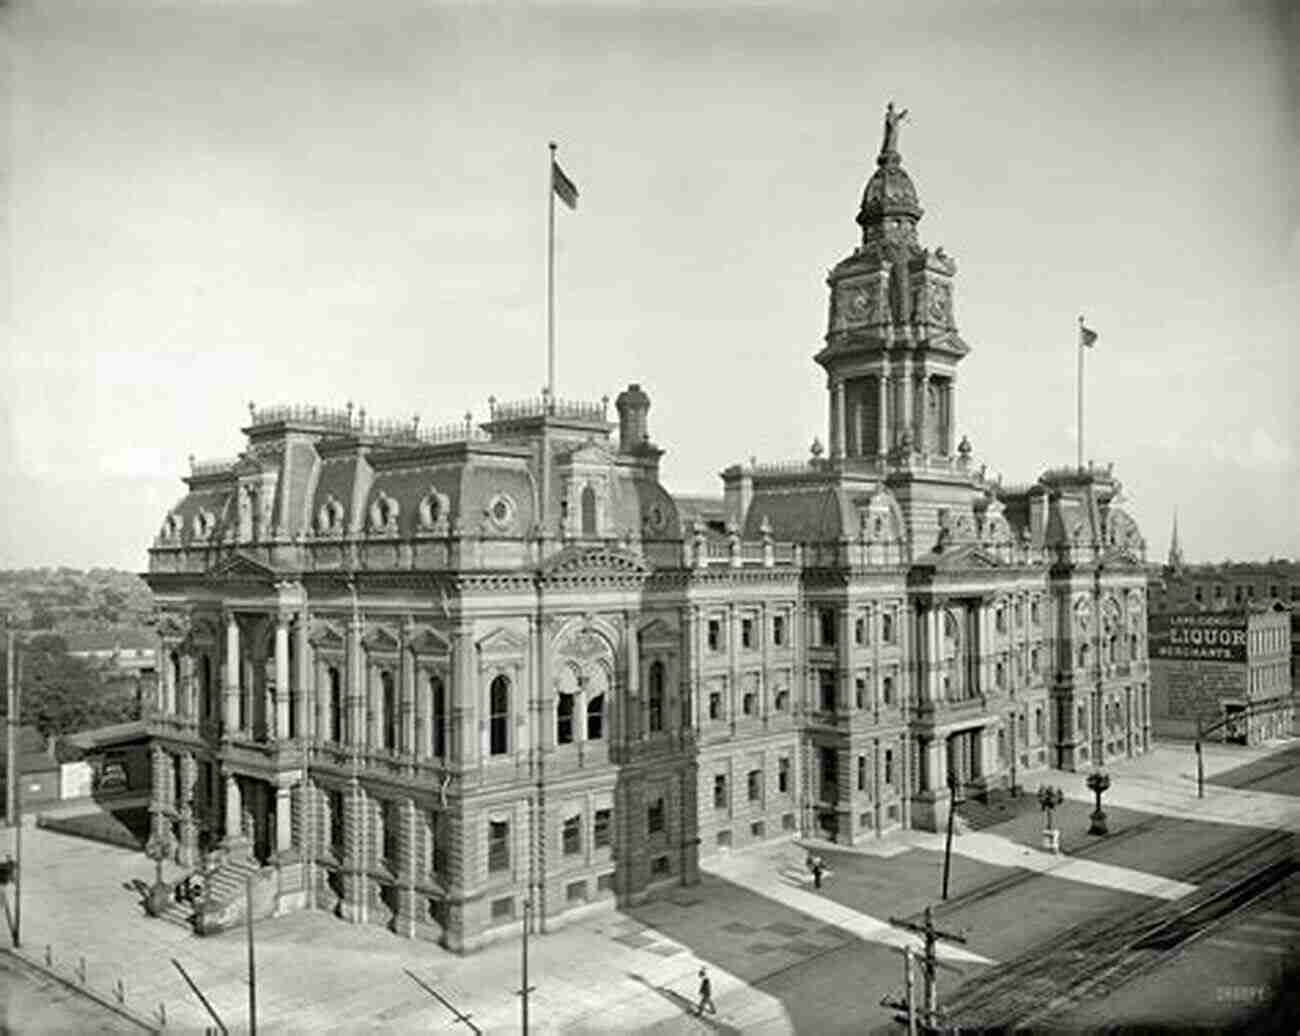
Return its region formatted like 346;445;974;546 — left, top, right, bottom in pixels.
547;141;557;403
1076;315;1084;471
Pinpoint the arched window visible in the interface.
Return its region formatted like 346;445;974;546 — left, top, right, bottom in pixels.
489;675;510;755
381;670;397;751
169;651;181;712
556;692;575;745
580;485;597;536
200;655;214;719
328;666;343;743
586;694;605;740
648;661;665;733
430;675;447;758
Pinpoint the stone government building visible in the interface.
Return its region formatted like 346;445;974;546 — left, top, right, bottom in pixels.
144;107;1153;951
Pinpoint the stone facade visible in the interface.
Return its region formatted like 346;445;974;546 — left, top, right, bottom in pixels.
143;106;1152;952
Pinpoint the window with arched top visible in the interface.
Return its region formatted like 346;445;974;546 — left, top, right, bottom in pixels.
328;666;343;743
381;670;398;751
648;660;665;733
430;675;447;758
556;691;575;745
580;485;597;536
586;693;605;740
489;675;510;755
200;655;214;719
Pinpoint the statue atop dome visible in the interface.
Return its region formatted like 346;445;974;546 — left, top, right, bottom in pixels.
881;102;909;157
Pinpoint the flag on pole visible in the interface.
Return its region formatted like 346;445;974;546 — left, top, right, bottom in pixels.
1079;321;1098;348
551;160;579;210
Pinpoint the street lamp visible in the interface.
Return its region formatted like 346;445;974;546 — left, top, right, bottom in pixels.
1085;769;1111;836
1037;785;1064;854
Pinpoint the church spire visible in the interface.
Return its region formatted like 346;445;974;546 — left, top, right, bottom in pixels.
1167;509;1184;571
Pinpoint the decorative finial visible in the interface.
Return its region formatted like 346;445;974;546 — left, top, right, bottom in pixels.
248;401;256;419
810;437;824;459
957;435;972;458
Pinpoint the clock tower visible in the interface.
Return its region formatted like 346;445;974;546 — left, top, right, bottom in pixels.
815;103;969;462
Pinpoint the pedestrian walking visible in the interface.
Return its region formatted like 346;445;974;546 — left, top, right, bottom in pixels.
695;967;717;1016
812;856;824;890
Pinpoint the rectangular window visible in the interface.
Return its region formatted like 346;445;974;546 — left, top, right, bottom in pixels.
594;808;612;849
857;755;867;792
778;756;790;793
707;619;722;652
566;880;587;904
647;797;665;834
855;677;866;709
328;789;345;856
709;691;722;720
819;669;836;712
652;854;671;875
882;612;895;644
819;609;837;647
491;896;514;921
713;774;728;810
741;618;755;649
882;675;894;706
854;617;866;645
382;799;401;870
751;820;766;839
556;692;575;745
747;769;762;802
562;814;581;856
995;608;1007;634
773;614;786;646
884;749;894;786
488;819;510;873
1030;599;1041;625
742;691;756;716
1035;706;1044;741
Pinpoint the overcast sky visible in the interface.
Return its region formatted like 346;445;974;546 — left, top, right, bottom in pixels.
2;0;1296;570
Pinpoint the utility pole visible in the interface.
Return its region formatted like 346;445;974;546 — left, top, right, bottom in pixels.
518;898;535;1034
880;945;920;1036
5;625;15;826
941;772;959;901
245;875;257;1035
1195;717;1204;799
12;649;22;948
887;906;967;1031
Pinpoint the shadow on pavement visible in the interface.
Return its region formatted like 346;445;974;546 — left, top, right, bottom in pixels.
627;971;741;1034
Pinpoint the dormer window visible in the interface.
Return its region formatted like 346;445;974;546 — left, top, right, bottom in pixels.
317;496;344;534
369;491;400;534
161;512;183;542
192;510;215;540
580;484;598;536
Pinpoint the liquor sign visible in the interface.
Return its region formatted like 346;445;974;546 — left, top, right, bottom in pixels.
1150;613;1247;663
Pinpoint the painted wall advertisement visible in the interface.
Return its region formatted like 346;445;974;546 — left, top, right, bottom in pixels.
1149;613;1247;663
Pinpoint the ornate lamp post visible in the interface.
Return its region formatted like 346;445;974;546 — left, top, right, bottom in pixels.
144;826;176;917
1037;785;1064;854
1085;769;1111;836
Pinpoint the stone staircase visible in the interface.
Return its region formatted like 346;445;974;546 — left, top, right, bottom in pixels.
194;855;275;935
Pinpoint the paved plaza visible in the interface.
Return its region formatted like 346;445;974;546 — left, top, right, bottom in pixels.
2;736;1297;1033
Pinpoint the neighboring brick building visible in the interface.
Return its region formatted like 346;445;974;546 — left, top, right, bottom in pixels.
1149;547;1299;681
143;106;1152;952
1149;604;1292;743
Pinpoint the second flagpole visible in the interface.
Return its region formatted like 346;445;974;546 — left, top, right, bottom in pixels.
1076;315;1084;471
547;142;557;403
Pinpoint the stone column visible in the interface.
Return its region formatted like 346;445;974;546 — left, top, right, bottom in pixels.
340;780;367;924
178;752;198;865
274;783;294;859
224;612;241;733
833;378;846;459
877;372;889;457
347;616;365;749
223;773;244;846
400;625;416;758
624;611;640;743
275;615;291;741
295;613;312;740
413;664;429;762
917;372;930;453
181;654;196;719
453;625;477;766
900;358;913;449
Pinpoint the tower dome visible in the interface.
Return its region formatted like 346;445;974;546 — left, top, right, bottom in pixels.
856;102;924;246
